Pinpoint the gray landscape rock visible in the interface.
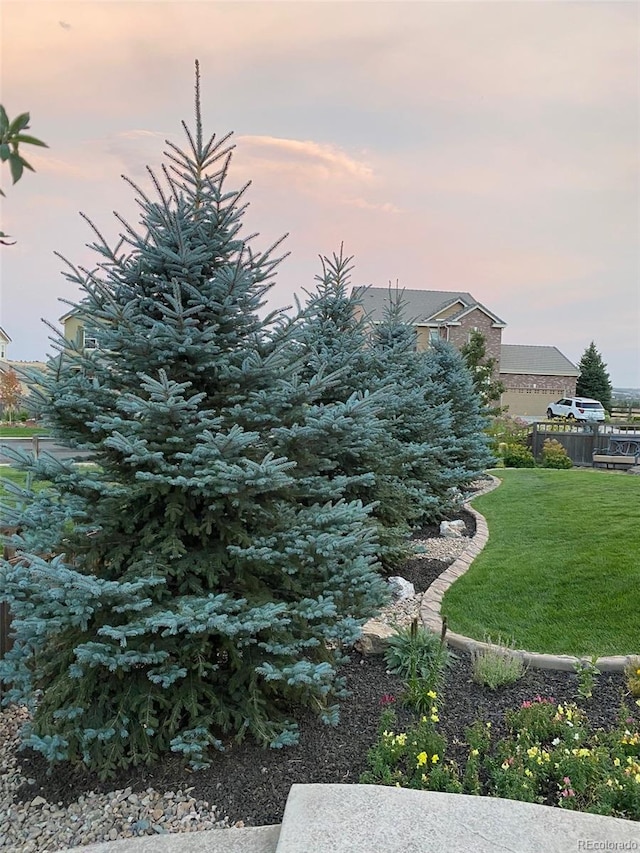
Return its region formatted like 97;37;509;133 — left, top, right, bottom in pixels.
356;619;396;655
387;576;415;600
439;519;466;538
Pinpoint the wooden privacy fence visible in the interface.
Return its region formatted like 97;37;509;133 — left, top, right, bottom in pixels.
529;421;640;466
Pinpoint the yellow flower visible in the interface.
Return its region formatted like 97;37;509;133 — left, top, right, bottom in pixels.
614;757;621;766
395;733;407;747
431;714;439;723
421;773;428;783
416;752;428;767
471;749;479;757
431;754;439;763
527;747;539;759
427;690;437;699
501;760;510;770
524;768;533;778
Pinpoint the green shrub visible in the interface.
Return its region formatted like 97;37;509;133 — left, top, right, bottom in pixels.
384;620;455;685
541;438;573;469
471;636;526;689
502;444;535;468
485;415;529;458
384;619;456;713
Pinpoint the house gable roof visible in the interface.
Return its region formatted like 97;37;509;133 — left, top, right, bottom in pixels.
352;287;507;326
500;344;579;376
0;326;12;344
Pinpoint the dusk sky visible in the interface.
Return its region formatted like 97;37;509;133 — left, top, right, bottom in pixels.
1;0;638;386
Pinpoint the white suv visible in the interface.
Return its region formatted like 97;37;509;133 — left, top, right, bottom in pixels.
546;397;606;422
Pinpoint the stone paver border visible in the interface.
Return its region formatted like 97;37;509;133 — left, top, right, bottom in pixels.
420;474;635;673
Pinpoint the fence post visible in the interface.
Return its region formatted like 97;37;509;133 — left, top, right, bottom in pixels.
531;422;538;460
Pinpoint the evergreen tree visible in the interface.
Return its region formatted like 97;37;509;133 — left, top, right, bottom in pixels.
426;339;494;479
576;342;613;412
460;329;504;414
0;64;387;777
369;289;471;516
293;263;481;565
290;248;418;567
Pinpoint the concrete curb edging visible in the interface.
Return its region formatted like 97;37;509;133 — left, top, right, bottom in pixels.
420;474;635;673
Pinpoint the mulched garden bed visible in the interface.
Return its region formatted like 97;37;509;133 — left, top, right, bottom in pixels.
17;651;628;826
16;500;629;828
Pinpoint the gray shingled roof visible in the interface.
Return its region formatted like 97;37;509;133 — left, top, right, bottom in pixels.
500;345;579;376
352;287;506;326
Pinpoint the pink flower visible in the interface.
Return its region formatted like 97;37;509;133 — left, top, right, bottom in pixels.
380;694;396;706
563;776;571;785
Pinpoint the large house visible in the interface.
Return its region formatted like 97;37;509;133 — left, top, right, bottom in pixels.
0;326;11;361
353;287;579;417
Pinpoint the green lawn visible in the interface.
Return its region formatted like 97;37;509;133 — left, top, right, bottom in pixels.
442;468;640;657
0;426;49;437
0;466;52;509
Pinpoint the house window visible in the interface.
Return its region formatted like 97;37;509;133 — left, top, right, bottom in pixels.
467;326;479;343
429;329;440;345
0;344;5;359
83;330;98;350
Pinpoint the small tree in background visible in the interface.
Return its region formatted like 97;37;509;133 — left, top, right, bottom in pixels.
0;366;22;422
460;329;504;414
576;342;613;413
0;64;387;778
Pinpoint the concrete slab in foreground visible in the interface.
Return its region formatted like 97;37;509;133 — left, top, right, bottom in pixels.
58;825;280;853
277;784;640;853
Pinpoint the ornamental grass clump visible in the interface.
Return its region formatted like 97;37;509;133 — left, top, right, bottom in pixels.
471;636;526;690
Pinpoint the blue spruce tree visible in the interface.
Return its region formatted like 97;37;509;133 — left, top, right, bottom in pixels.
369;289;471;518
292;250;466;567
425;338;494;481
0;64;387;777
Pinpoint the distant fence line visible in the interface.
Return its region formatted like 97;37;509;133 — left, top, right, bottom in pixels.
610;404;640;420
